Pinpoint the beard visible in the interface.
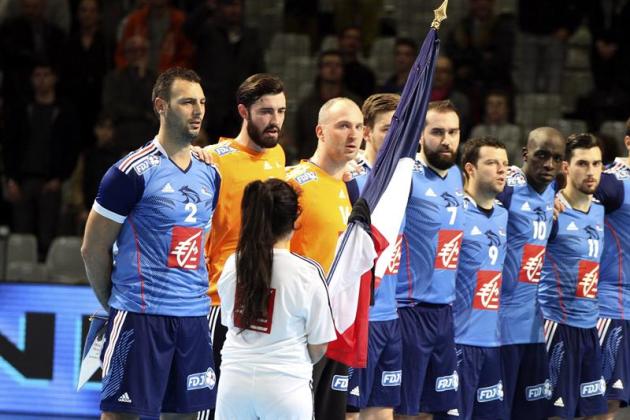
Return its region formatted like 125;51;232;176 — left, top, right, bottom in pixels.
247;116;281;149
577;179;598;195
424;146;457;170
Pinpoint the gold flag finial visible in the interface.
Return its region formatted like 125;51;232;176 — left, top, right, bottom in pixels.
431;0;449;29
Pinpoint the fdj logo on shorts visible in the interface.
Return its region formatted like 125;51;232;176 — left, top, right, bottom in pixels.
526;379;552;401
331;375;349;391
580;378;606;398
436;371;459;392
477;381;503;402
187;367;216;391
381;370;402;386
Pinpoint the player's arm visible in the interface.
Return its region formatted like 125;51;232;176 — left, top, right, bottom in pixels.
81;211;122;311
81;164;144;311
595;172;624;213
307;343;328;363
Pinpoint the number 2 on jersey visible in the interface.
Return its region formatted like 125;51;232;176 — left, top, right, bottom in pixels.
185;203;198;223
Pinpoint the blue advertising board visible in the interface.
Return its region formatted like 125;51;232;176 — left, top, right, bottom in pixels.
0;283;101;417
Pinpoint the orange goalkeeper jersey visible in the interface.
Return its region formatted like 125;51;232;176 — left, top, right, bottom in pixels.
287;160;351;275
205;138;285;305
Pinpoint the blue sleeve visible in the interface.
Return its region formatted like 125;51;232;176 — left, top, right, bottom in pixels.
595;173;624;214
548;218;559;242
496;185;514;209
211;165;221;211
93;165;144;223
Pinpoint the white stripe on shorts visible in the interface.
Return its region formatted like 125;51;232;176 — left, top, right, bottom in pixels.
208;305;221;342
545;319;559;352
598;318;612;346
102;310;128;377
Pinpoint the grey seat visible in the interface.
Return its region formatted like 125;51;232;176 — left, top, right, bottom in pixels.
46;236;87;284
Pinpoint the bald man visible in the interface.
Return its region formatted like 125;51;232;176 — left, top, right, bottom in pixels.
286;97;363;420
497;127;566;419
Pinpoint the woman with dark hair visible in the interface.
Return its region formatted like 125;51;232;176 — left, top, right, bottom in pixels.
216;178;336;419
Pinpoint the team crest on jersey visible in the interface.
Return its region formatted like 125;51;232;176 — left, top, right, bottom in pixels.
168;227;202;269
133;155;160;175
519;244;546;283
385;235;403;275
507;166;527;186
473;271;502;310
576;260;599;299
435;230;463;270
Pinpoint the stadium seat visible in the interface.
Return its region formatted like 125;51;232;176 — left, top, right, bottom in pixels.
368;36;396;86
269;33;311;57
46;236;88;284
319;35;338;52
600;120;627;141
547;118;588;137
515;94;563;129
4;233;47;282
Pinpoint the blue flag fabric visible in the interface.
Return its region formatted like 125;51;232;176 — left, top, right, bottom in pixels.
326;28;441;367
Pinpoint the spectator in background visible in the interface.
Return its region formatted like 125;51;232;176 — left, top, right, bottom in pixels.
103;35;157;153
114;0;193;74
516;0;584;93
294;50;361;161
380;37;417;95
470;90;523;165
61;0;111;148
184;0;265;143
445;0;515;93
431;55;471;136
0;0;66;104
2;63;79;258
338;25;375;101
2;0;71;33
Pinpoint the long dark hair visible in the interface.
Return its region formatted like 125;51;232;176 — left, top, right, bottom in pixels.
235;179;300;330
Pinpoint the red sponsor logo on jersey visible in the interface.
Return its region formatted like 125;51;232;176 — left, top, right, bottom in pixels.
167;226;203;269
518;244;546;284
576;260;599;299
385;235;404;275
434;230;463;270
473;271;502;310
234;288;276;334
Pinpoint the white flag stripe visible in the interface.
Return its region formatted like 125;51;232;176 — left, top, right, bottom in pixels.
371;158;415;279
327;225;377;332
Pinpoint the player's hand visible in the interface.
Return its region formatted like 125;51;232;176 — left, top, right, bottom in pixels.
191;145;214;165
553;196;565;220
342;158;366;182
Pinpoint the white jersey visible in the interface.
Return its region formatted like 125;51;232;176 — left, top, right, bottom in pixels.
218;249;337;380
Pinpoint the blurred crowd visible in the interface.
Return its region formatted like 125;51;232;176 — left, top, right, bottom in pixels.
0;0;629;258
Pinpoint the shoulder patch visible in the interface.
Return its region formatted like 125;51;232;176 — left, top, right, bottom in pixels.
413;159;425;174
506;166;527;186
294;170;318;185
210;144;237;157
132;154;160;175
605;162;630;180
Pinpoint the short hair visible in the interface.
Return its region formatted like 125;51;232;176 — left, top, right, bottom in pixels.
339;25;361;38
317;49;343;68
461;137;507;178
318;97;355;125
152;67;201;104
565;133;600;161
235;73;284;109
485;89;510;103
395;37;418;52
427;99;459;115
362;93;400;128
625;116;630;137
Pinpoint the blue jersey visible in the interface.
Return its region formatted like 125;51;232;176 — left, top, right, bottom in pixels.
497;166;555;345
346;159;398;321
538;194;605;328
94;139;221;316
596;158;630;320
453;197;508;347
396;160;465;305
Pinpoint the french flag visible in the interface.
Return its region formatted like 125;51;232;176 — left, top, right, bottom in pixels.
325;27;442;367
